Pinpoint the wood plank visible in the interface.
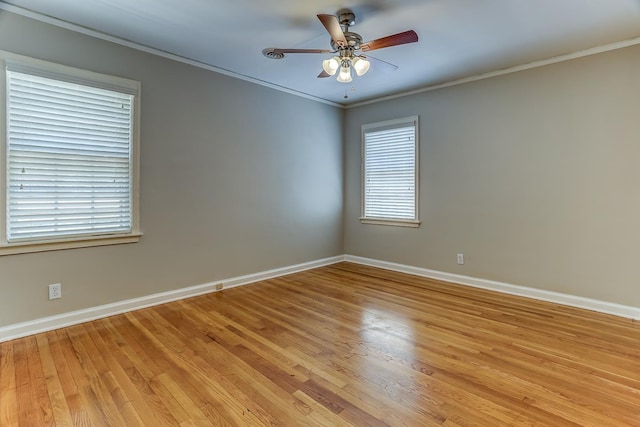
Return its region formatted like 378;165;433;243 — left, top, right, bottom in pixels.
14;337;43;426
0;341;19;427
35;333;74;427
45;330;90;426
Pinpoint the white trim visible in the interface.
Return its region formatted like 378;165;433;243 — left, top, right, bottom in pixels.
0;255;344;343
0;2;342;109
0;60;6;247
347;36;640;108
361;115;419;224
344;255;640;320
2;253;638;342
0;50;142;254
3;2;640;109
3;51;140;93
359;218;421;228
0;233;142;256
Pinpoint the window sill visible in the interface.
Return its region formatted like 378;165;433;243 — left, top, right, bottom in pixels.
359;217;421;228
0;232;142;256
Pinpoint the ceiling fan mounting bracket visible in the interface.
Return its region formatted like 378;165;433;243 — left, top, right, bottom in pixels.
262;48;285;59
336;9;356;27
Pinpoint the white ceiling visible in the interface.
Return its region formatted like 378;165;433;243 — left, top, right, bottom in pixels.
2;0;640;105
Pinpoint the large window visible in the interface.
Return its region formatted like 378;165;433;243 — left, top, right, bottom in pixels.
0;51;141;255
361;116;420;227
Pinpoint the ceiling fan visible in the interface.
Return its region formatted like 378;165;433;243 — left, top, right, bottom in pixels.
262;9;418;83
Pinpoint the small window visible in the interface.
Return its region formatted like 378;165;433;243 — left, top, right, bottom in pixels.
1;52;141;255
361;116;419;227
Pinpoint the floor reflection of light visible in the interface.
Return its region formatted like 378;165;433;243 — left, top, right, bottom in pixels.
361;307;415;345
352;307;422;412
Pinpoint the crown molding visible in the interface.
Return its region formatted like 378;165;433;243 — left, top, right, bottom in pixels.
347;36;640;108
2;3;640;110
0;2;343;108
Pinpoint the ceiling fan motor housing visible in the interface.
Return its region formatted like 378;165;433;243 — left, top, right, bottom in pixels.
331;32;362;51
337;9;356;27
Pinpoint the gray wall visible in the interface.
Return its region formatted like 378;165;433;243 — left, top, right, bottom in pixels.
2;9;638;328
0;11;344;326
345;44;640;307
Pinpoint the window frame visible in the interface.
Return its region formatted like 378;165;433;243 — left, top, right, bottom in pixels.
360;115;420;228
0;50;141;256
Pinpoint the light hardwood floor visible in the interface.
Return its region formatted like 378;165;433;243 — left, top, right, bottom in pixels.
1;262;639;426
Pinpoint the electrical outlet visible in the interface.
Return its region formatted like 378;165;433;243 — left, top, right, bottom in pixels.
457;254;464;265
215;283;223;291
48;283;62;300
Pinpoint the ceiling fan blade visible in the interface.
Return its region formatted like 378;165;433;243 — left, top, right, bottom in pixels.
360;30;418;52
272;48;331;54
317;14;348;48
358;54;398;72
317;70;331;78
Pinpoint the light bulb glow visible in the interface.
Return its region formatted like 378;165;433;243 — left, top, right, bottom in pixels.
322;57;340;76
352;57;371;77
337;65;352;83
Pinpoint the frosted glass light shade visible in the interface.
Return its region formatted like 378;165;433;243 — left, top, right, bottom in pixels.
322;57;340;76
337;65;352;83
352;57;370;76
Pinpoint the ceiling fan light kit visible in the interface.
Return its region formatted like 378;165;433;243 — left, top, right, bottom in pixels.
351;57;371;77
322;56;340;75
337;65;353;83
263;9;417;85
322;54;370;81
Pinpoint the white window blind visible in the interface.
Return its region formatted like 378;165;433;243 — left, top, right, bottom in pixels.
363;117;418;222
6;70;134;242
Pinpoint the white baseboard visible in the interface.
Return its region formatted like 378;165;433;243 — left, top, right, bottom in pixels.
0;255;345;343
3;253;638;343
344;255;640;320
